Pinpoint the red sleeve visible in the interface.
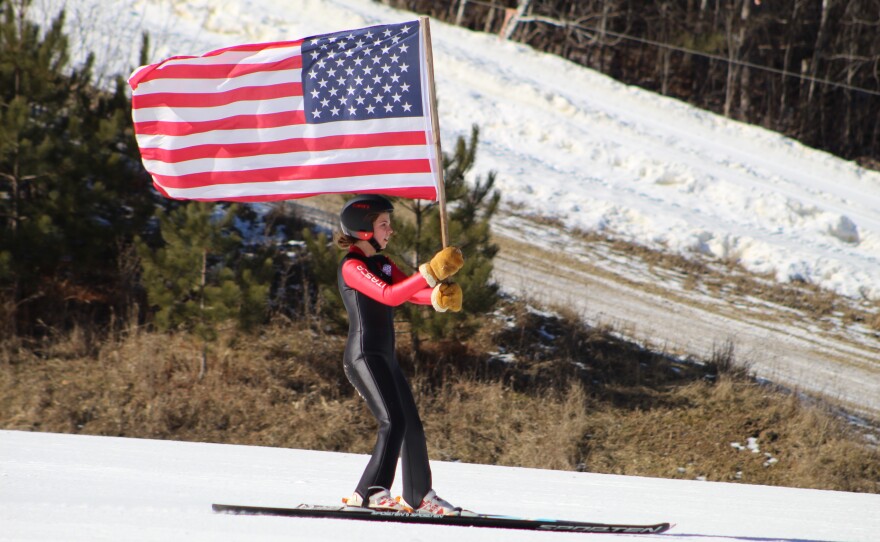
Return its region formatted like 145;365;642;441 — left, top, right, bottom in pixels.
389;260;433;306
342;258;433;306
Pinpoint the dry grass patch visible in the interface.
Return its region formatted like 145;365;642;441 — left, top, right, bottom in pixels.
2;307;877;495
579;379;879;493
421;379;589;470
0;322;368;451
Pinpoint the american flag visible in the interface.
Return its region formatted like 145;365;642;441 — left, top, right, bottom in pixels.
129;20;440;202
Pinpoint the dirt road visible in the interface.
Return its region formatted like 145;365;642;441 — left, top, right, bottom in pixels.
492;214;880;422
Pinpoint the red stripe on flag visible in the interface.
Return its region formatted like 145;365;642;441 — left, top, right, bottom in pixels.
152;159;433;189
132;82;303;109
166;185;438;203
139;132;428;163
135;56;303;83
133;110;307;136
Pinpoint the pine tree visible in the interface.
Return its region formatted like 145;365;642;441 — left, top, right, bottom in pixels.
301;228;348;331
136;202;271;378
0;0;152;334
389;124;501;347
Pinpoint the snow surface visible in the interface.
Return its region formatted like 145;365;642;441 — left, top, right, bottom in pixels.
34;0;880;301
3;430;880;542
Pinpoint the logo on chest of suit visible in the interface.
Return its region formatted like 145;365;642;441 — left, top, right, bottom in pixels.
368;256;393;283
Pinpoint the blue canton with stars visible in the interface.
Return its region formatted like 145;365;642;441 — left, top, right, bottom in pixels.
301;21;423;124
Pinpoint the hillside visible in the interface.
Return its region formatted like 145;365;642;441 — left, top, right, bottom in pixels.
39;0;880;420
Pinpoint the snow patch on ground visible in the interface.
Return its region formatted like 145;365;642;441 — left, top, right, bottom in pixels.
3;430;880;542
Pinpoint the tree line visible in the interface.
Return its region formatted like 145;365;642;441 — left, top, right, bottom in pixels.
385;0;880;168
0;1;501;362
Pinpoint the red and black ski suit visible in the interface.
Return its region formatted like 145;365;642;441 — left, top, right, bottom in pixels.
338;245;433;506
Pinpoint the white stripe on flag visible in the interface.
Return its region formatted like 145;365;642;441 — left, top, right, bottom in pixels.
134;70;303;95
162;44;304;67
133;96;303;124
135;44;304;74
141;145;432;176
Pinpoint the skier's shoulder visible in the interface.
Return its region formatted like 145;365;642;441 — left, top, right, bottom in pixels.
341;247;390;283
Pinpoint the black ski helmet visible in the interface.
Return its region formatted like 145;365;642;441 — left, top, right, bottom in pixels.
340;194;394;241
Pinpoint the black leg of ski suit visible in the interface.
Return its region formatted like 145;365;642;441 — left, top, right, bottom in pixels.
338;253;431;507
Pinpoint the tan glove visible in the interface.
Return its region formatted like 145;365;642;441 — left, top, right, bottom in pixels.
419;247;464;287
431;282;463;313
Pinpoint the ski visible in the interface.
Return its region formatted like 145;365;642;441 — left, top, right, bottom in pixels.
212;503;671;534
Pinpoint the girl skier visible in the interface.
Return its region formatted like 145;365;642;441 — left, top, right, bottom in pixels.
336;194;465;516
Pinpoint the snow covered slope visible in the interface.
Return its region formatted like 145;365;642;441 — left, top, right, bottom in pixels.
2;430;879;541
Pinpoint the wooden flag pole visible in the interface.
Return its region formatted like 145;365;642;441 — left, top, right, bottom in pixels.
420;16;449;248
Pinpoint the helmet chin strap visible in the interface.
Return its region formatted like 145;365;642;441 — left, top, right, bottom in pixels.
368;237;383;253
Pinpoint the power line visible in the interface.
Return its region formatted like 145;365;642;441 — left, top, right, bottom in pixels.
459;0;880;97
563;21;880;97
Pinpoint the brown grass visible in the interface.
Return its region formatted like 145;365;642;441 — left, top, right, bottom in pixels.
420;379;590;470
581;380;879;492
1;303;878;494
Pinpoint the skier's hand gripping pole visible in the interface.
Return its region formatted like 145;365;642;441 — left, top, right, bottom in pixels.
420;246;464;287
431;282;463;313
